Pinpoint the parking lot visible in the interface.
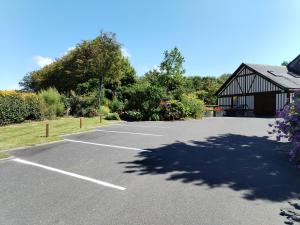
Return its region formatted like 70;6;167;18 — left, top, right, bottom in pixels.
1;117;300;225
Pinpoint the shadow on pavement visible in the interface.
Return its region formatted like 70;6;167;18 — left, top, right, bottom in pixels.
120;134;300;202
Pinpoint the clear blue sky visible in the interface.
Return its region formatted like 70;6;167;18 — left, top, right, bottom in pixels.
1;0;300;89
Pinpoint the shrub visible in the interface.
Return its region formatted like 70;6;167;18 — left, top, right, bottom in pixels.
69;91;98;117
150;113;161;121
270;92;300;166
0;91;26;125
38;88;65;119
83;107;99;117
99;105;110;116
0;91;43;126
120;82;167;120
105;112;120;120
160;100;187;120
121;110;143;121
181;93;205;119
23;94;43;120
60;94;71;115
109;99;124;113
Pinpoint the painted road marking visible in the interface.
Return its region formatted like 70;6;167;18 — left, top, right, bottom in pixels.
61;123;124;137
64;139;149;152
116;124;170;129
95;129;163;136
12;158;126;190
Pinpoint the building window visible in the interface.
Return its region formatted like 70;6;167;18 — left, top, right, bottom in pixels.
232;96;238;107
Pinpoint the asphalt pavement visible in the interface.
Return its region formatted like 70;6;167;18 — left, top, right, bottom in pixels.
1;117;299;225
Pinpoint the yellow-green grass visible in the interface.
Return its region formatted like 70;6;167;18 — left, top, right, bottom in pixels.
0;152;10;159
0;117;115;151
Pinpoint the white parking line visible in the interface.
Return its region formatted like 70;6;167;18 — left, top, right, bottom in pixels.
117;124;170;129
64;139;149;152
95;129;163;136
12;158;126;191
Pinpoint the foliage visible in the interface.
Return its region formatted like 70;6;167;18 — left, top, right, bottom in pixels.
121;81;167;120
69;91;98;117
109;99;124;113
105;112;120;120
23;94;44;120
144;47;186;98
270;92;300;165
0;91;26;125
160;100;187;120
16;34;231;122
69;89;110;117
150;112;161;121
0;91;43;126
281;61;289;66
20;32;136;93
181;93;205;119
143;48;230;105
38;88;65;119
75;78;99;95
121;110;143;121
159;47;186;97
183;74;230;104
100;105;110;116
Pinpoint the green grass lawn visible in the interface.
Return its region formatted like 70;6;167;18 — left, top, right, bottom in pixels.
0;152;10;159
0;117;117;153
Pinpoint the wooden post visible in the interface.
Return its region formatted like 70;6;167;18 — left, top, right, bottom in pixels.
100;114;102;123
80;117;83;128
45;123;49;137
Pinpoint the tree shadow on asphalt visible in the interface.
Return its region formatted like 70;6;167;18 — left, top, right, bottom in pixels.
119;134;300;202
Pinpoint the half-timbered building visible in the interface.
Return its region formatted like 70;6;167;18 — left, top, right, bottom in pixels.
216;54;300;116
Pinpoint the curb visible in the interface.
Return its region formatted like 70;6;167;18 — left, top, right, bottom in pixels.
3;140;66;154
0;156;15;161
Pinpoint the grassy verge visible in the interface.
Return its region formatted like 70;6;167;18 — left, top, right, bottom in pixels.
0;152;10;159
0;117;116;151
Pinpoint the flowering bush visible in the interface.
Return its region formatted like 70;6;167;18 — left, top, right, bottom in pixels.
213;107;223;112
160;100;187;120
270;92;300;165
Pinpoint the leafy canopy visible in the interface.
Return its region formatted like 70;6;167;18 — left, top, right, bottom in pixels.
20;32;136;93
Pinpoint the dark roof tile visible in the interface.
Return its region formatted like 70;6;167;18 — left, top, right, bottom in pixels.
246;63;300;89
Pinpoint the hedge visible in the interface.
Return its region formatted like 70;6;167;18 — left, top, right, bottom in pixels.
0;91;43;126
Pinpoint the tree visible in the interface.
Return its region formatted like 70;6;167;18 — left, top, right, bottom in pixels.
144;47;186;98
144;69;160;85
217;73;231;85
159;47;186;96
160;47;185;76
20;32;136;93
191;75;230;105
86;32;124;117
281;61;289;66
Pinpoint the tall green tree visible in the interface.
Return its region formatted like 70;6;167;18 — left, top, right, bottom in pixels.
20;32;136;93
159;47;185;97
144;47;186;98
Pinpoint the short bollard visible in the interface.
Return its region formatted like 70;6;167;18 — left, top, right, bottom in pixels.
45;123;49;137
100;115;102;123
80;117;83;128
